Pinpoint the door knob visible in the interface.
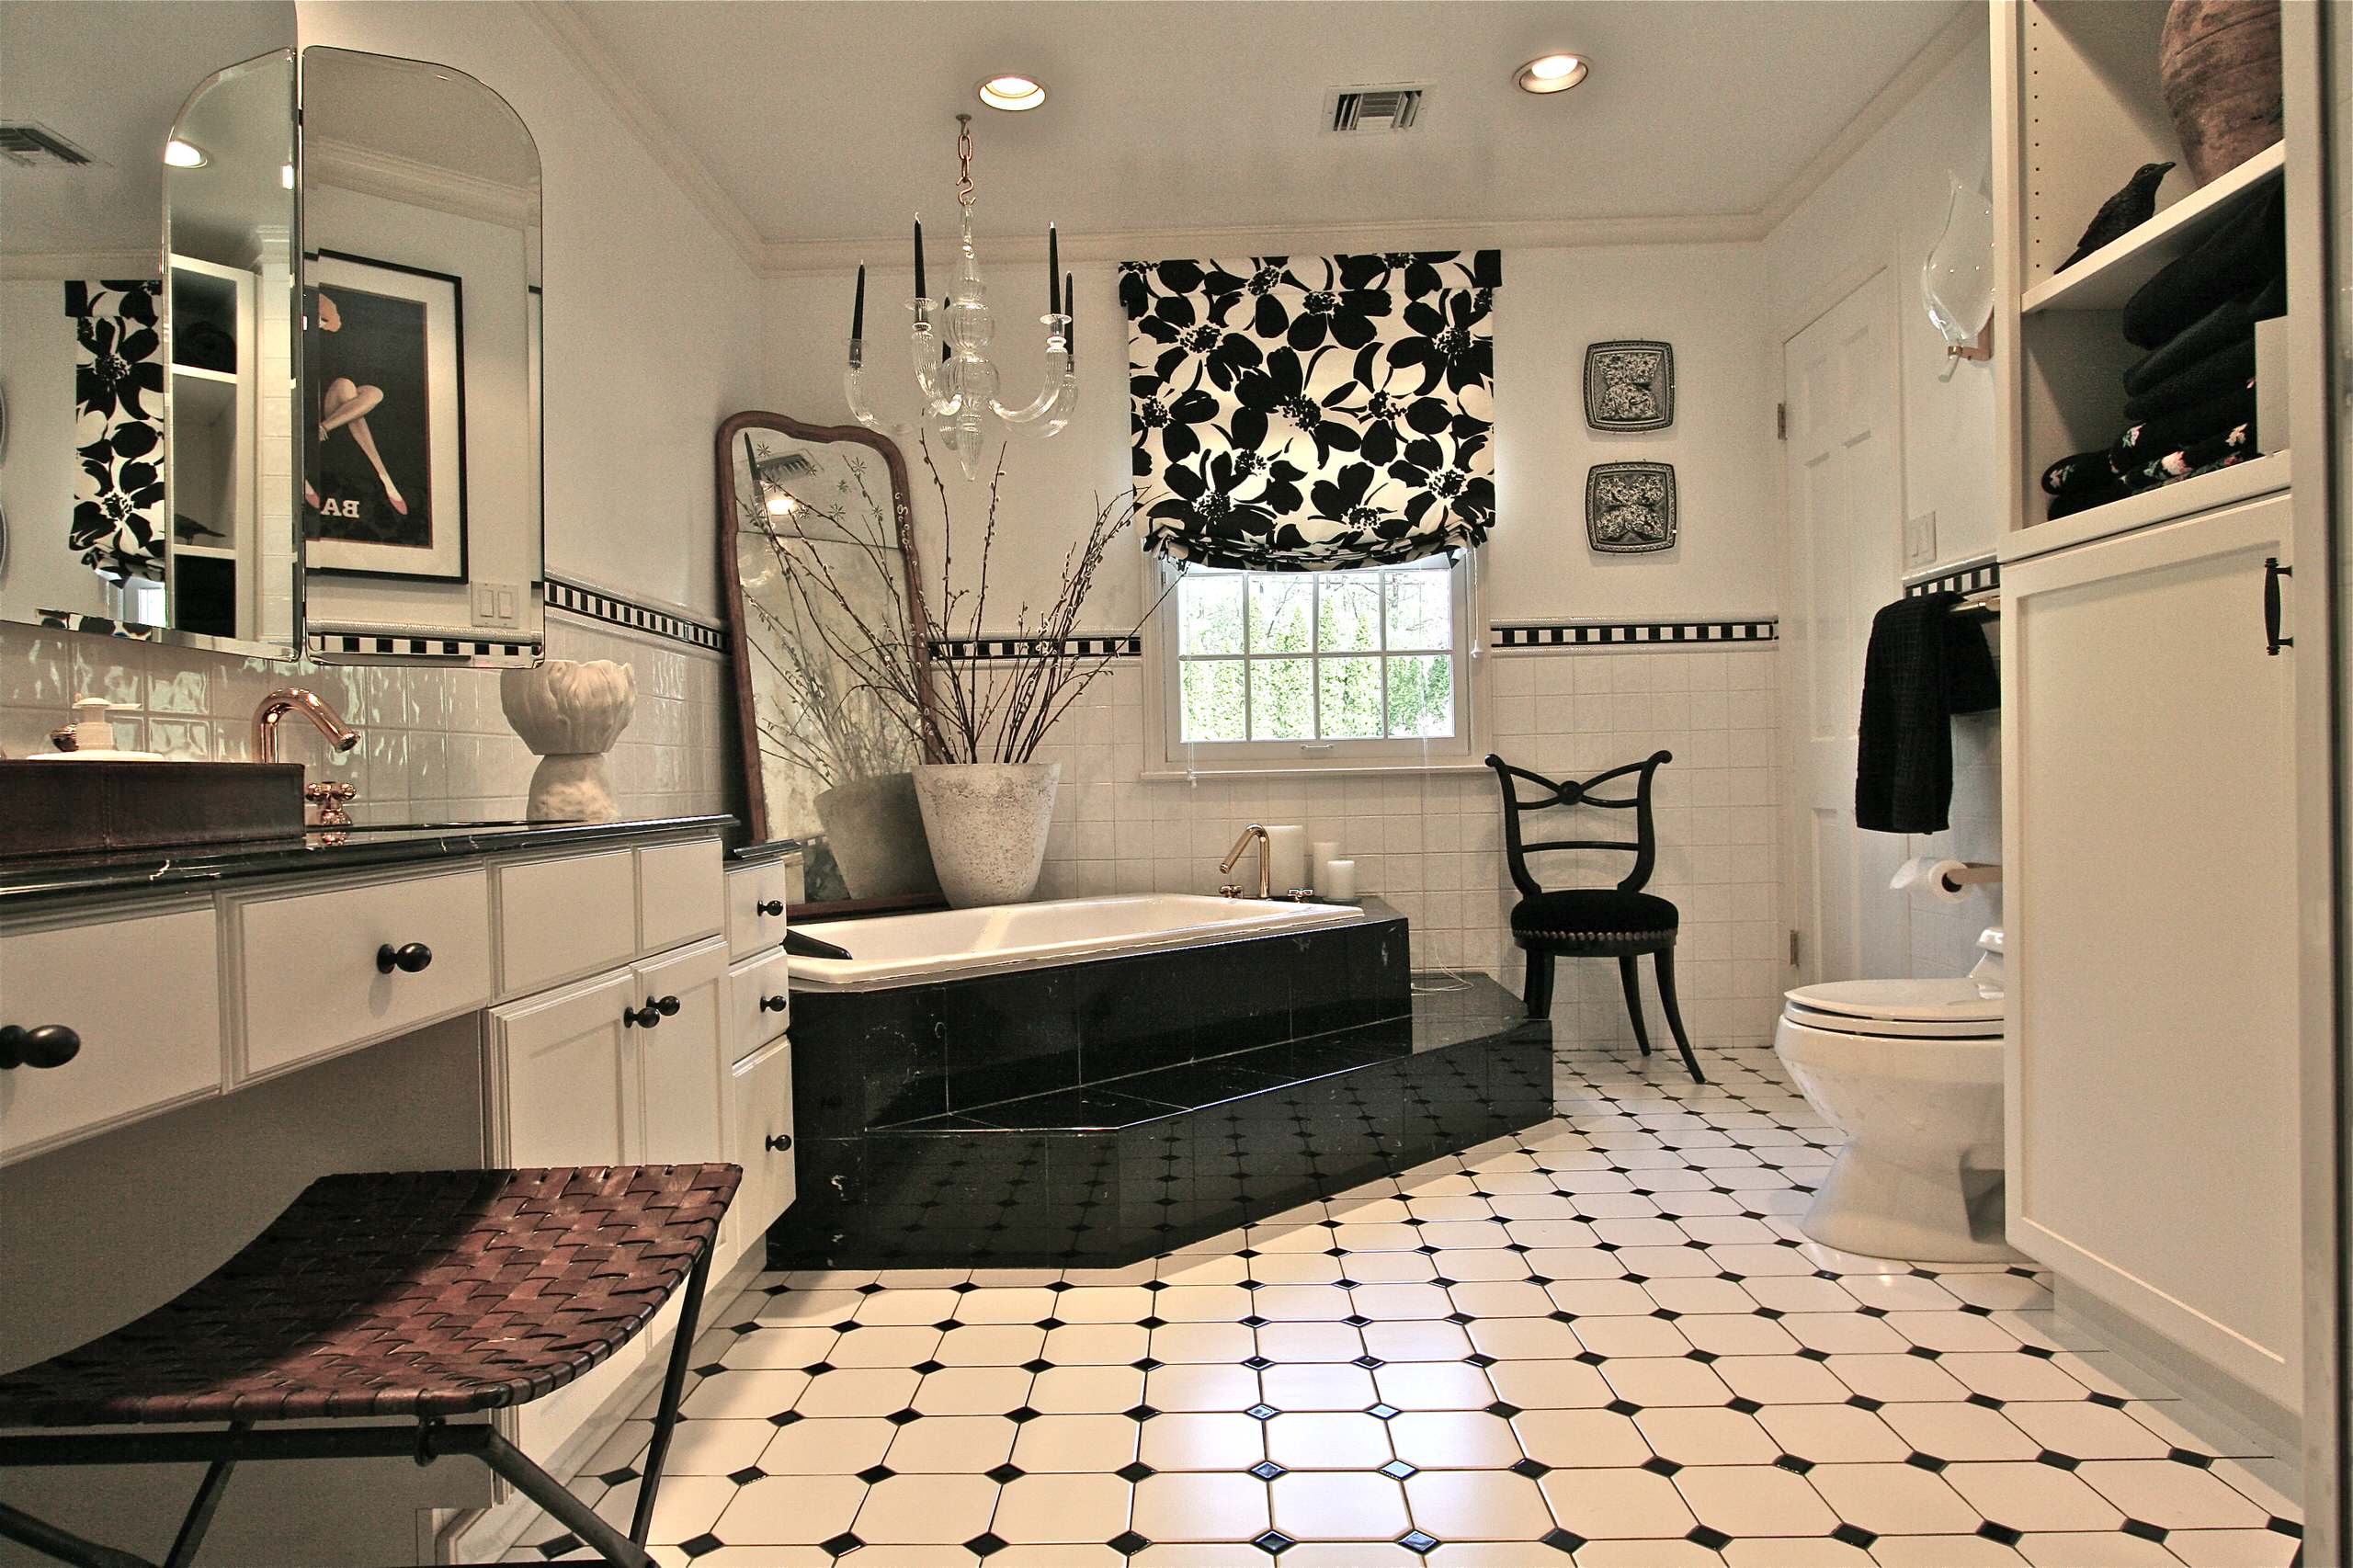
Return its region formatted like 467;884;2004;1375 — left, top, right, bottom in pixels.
760;994;787;1013
756;900;784;917
654;994;680;1017
623;1001;662;1029
764;1132;793;1153
0;1024;81;1070
376;942;433;974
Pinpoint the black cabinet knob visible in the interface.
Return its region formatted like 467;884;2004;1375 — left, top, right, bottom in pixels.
764;1132;793;1153
623;1002;662;1029
756;899;784;917
760;994;788;1013
0;1024;81;1070
654;994;681;1017
376;942;433;975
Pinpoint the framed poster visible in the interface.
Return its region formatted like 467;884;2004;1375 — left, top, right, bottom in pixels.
304;250;467;580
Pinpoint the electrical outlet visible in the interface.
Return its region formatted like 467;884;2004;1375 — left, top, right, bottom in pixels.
1904;510;1938;570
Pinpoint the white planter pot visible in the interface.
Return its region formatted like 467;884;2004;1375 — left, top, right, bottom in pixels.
912;761;1061;908
499;660;635;824
814;772;941;900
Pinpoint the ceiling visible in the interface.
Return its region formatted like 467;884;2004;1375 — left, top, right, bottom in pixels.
565;0;1972;262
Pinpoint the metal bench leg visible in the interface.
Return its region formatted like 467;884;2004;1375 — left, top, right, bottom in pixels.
0;1499;156;1568
630;1240;714;1547
479;1428;655;1568
161;1420;245;1568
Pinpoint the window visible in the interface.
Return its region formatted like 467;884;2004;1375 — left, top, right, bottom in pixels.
1157;556;1479;769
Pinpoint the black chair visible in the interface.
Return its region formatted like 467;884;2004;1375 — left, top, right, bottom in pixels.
1486;751;1704;1084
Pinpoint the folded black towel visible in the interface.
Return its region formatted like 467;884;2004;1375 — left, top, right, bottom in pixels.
2050;470;2131;520
2110;379;2256;469
2118;417;2258;492
2121;272;2285;397
1855;593;1999;835
2122;337;2260;422
2042;448;2120;499
2122;184;2284;348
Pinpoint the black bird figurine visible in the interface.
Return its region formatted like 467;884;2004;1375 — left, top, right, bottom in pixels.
2059;162;2175;272
172;514;226;543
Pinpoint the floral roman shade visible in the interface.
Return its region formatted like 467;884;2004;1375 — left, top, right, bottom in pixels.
65;280;166;581
1122;250;1499;572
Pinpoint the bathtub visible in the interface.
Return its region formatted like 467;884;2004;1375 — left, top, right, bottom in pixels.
789;892;1367;990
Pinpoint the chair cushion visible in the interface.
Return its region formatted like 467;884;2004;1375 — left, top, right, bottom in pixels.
1511;890;1679;948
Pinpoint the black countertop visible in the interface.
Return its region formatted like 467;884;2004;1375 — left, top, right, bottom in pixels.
0;815;745;910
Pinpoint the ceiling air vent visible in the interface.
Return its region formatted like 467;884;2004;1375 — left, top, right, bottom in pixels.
755;450;819;483
0;122;94;168
1326;84;1427;134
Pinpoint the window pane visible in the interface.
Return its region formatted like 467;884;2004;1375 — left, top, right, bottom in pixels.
1386;653;1454;738
1249;575;1314;654
1319;656;1383;738
1181;660;1246;742
1181;575;1245;656
1318;575;1381;652
1250;658;1314;740
1385;570;1452;650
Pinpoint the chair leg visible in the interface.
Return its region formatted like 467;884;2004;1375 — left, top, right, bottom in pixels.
1521;949;1556;1020
480;1428;656;1568
1653;948;1706;1085
630;1240;714;1546
163;1420;246;1568
0;1498;155;1568
1616;956;1652;1057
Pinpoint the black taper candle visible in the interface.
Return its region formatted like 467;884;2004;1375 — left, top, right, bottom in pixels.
851;263;866;340
1065;273;1075;353
1049;224;1061;315
913;217;926;301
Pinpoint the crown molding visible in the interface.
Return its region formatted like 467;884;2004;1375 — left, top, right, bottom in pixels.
308;136;538;232
759;211;1768;276
0;250;159;280
1755;2;1982;235
517;0;766;274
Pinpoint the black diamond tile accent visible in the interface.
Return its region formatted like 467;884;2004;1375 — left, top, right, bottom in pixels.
1774;1453;1814;1474
1354;1355;1385;1369
1254;1528;1296;1555
1907;1346;1942;1359
1117;1460;1157;1483
1124;1404;1160;1422
912;1360;945;1375
1511;1458;1552;1480
1380;1459;1418;1481
1796;1347;1830;1362
1465;1353;1498;1369
1020;1358;1054;1374
1830;1523;1878;1550
1132;1358;1165;1372
1686;1525;1733;1551
1250;1460;1288;1481
1847;1394;1884;1411
1139;1316;1166;1330
1369;1402;1404;1420
679;1533;725;1560
1484;1402;1523;1420
857;1464;895;1484
1245;1403;1280;1421
966;1532;1009;1558
819;1532;866;1556
1686;1349;1719;1364
931;1321;960;1333
691;1362;728;1379
2168;1448;2216;1469
886;1407;923;1426
802;1361;837;1376
1643;1456;1682;1477
1398;1530;1440;1555
594;1467;638;1487
1035;1317;1067;1331
1346;1314;1375;1327
1574;1351;1607;1367
2087;1392;2128;1408
534;1533;581;1558
1243;1316;1269;1329
1905;1451;1948;1473
2020;1343;2057;1358
2120;1518;2168;1542
1108;1530;1152;1556
2268;1517;2304;1537
986;1463;1025;1484
1006;1406;1041;1424
1726;1396;1763;1415
769;1409;804;1426
856;1282;886;1294
1606;1399;1643;1416
725;1465;765;1485
1965;1392;2005;1410
1245;1356;1275;1370
1540;1528;1586;1555
2036;1449;2081;1471
1444;1312;1475;1325
1977;1522;2023;1546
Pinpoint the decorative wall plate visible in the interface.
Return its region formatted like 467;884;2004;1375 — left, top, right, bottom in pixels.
1583;340;1674;431
1586;461;1677;554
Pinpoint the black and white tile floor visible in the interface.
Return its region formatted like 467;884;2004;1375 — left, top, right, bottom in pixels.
506;1044;2304;1566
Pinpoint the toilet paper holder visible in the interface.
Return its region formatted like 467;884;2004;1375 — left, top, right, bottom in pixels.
1938;862;2002;892
1891;858;2002;900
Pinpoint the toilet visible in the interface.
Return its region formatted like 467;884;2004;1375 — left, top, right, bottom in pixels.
1773;928;2023;1264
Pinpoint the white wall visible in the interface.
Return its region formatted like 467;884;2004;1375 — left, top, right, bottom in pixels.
1763;32;2002;982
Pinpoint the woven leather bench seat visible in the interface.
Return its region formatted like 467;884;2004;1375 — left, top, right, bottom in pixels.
0;1165;739;1428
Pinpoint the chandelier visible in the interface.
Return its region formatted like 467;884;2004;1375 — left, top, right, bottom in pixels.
846;113;1076;480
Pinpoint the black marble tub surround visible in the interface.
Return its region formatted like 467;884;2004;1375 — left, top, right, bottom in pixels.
768;968;1553;1269
0;814;735;908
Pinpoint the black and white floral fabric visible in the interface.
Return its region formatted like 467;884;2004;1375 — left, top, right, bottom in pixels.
65;279;166;581
1122;251;1499;572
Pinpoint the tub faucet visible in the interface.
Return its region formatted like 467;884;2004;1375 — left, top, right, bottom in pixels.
1219;824;1271;900
253;687;361;766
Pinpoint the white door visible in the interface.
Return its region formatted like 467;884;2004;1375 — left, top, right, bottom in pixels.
634;937;729;1165
1782;270;1910;984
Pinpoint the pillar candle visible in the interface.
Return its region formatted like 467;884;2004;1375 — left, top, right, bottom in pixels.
1324;859;1358;903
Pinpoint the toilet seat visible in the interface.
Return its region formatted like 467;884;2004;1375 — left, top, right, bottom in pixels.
1782;978;2004;1040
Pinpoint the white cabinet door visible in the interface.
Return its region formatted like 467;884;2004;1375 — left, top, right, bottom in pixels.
724;859;794;960
496;850;637;999
638;841;723;955
722;1036;796;1273
633;937;729;1165
2003;493;2298;1409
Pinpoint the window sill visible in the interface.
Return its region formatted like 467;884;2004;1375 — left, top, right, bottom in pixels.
1140;758;1492;782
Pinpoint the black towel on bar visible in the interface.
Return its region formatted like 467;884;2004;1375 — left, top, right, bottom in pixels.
2121;183;2284;348
1855;592;1999;835
2121;337;2259;422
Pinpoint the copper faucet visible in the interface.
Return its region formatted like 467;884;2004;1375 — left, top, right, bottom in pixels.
253;687;360;765
1219;824;1271;900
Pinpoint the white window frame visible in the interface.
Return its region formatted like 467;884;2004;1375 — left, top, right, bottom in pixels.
1141;551;1487;779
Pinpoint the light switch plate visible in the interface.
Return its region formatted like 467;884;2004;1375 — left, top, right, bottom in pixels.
1904;509;1938;570
472;582;520;628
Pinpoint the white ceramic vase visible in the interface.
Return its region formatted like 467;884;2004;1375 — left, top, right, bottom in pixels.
499;660;636;823
911;761;1060;908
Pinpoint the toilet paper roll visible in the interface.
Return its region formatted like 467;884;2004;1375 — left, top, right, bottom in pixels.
1265;825;1308;893
1891;857;1975;903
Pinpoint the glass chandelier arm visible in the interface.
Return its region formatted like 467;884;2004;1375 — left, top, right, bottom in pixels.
844;351;917;439
990;317;1074;433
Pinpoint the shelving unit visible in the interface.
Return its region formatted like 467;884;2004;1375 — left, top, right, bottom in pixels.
2021;141;2284;314
165;254;256;639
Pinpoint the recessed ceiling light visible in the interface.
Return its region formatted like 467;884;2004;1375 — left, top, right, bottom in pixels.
978;74;1047;112
1515;52;1589;95
766;493;800;517
164;138;208;169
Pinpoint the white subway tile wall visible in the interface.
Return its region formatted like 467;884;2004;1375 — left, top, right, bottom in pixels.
0;615;734;825
1017;643;1786;1050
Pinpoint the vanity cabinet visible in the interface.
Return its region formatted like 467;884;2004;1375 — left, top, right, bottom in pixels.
2003;492;2300;1413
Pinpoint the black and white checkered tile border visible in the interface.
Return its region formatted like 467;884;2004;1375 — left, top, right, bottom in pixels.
546;577;729;653
931;634;1143;662
1904;557;2000;599
306;630;541;662
1488;619;1778;650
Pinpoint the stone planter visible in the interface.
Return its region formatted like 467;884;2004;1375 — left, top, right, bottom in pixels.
912;761;1060;908
499;660;635;823
814;771;941;900
2159;0;2282;187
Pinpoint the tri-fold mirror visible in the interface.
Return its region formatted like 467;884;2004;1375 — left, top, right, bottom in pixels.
0;6;544;665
